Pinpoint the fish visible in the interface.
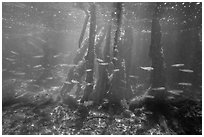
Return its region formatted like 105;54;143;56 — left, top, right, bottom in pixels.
113;69;120;72
27;79;35;82
53;54;62;58
59;64;69;67
2;68;7;72
86;83;93;86
108;73;114;81
46;77;53;80
71;80;80;84
96;58;104;63
86;69;93;72
113;57;118;61
14;72;26;76
144;111;153;115
114;49;119;53
145;95;155;99
33;65;42;68
129;75;139;79
140;67;154;71
121;80;126;84
168;90;183;95
15;92;28;99
5;58;15;62
64;81;72;84
10;50;19;55
152;87;165;91
167;96;175;100
50;86;59;90
33;55;43;58
171;64;184;67
13;3;26;9
178;82;192;86
179;69;194;73
141;30;151;33
99;62;109;66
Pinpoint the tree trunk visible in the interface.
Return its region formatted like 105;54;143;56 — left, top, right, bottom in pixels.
60;27;106;98
94;24;111;104
147;3;167;105
191;28;202;90
60;41;88;97
79;11;89;48
108;2;125;104
95;27;107;59
121;25;134;99
104;25;111;63
81;4;96;103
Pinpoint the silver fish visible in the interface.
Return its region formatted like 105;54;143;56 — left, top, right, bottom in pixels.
59;64;69;67
86;69;93;72
46;77;53;80
152;87;165;91
64;81;72;84
140;67;154;71
114;49;119;53
113;57;118;61
168;90;183;95
121;80;126;84
171;64;184;67
99;62;109;66
113;68;119;72
86;83;93;86
10;50;19;55
71;80;80;84
145;95;155;99
179;69;194;73
33;65;42;68
5;58;15;62
53;53;63;58
178;82;192;86
14;72;26;76
27;79;35;82
129;75;139;79
33;55;43;58
144;111;153;115
15;92;28;99
167;96;175;100
96;58;104;63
